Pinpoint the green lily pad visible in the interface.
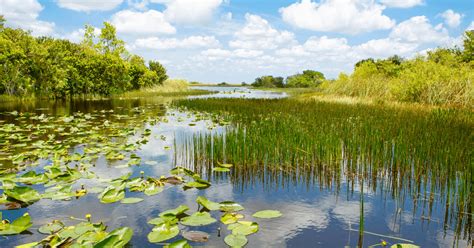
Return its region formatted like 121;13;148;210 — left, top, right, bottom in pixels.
0;213;33;235
164;239;192;248
99;186;125;204
213;167;230;172
221;212;244;225
94;227;133;248
219;201;245;212
38;220;64;234
228;221;259;236
144;183;163;196
159;205;189;217
182;230;209;242
217;162;233;168
4;186;41;204
147;224;179;243
196;196;220;211
391;244;420;248
180;212;217;226
224;234;248;247
252;210;282;219
120;197;144;204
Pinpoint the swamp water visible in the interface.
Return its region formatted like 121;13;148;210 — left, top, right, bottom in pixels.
0;87;472;247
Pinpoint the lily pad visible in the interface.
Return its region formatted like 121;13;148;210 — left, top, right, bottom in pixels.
94;227;133;248
4;186;41;204
0;213;33;235
182;230;209;242
196;196;220;211
99;186;125;204
228;221;259;236
252;210;282;219
219;201;245;212
217;162;233;168
391;244;420;248
147;224;179;243
180;212;217;226
164;239;192;248
213;167;230;172
224;234;248;247
221;212;244;225
120;197;144;204
159;205;189;217
38;220;64;234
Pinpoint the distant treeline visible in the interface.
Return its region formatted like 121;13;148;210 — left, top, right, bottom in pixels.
251;70;325;88
0;16;167;98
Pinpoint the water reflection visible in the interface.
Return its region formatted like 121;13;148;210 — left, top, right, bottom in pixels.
189;86;288;99
0;93;471;247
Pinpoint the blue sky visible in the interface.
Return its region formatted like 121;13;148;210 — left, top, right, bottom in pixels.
2;0;473;83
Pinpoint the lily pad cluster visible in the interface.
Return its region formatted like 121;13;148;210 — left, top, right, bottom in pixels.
17;216;133;248
146;194;282;247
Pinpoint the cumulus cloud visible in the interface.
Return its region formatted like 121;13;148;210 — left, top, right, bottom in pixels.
354;38;418;58
467;21;474;31
132;36;220;50
110;10;176;35
440;10;463;28
201;48;264;59
279;0;395;34
379;0;423;8
0;0;55;36
229;14;296;50
151;0;223;24
389;16;449;44
56;0;124;12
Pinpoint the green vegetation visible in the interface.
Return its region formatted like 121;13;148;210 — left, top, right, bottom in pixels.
251;70;325;88
0;17;167;98
323;31;474;107
176;97;472;237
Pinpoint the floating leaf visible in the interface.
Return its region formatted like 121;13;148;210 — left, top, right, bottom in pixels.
182;230;209;242
99;186;125;204
224;234;248;247
220;201;245;212
180;212;217;226
120;197;144;204
228;221;258;236
196;196;220;211
164;239;192;248
159;205;189;217
38;220;64;234
4;186;41;204
391;244;420;248
147;224;179;243
0;213;33;235
94;227;133;248
220;212;244;225
213;167;230;172
217;162;233;168
252;210;282;219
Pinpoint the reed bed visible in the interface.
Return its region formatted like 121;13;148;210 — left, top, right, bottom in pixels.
173;98;473;241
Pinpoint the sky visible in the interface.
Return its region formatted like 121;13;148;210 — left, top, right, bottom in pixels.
1;0;473;83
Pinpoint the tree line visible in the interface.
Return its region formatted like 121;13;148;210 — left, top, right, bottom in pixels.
251;70;325;88
0;16;167;98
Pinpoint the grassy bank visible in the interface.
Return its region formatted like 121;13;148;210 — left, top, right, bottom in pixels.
117;79;211;98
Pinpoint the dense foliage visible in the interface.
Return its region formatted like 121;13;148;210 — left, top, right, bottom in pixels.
323;31;474;106
251;70;325;88
0;17;167;98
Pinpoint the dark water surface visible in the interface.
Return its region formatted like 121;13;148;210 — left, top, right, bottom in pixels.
0;88;471;247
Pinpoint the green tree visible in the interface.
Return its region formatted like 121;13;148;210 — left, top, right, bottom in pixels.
252;76;284;88
286;70;325;88
98;22;126;57
148;60;168;84
462;30;474;62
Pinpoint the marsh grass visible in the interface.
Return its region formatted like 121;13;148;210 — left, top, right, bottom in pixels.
174;98;473;241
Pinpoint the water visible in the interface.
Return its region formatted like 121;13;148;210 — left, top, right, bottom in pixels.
189;86;288;99
0;88;471;247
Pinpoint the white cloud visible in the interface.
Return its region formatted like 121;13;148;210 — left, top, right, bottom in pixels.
56;0;123;12
132;36;220;50
379;0;423;8
440;10;463;28
229;14;296;50
390;16;449;44
279;0;395;34
0;0;55;36
201;48;263;59
110;10;176;35
151;0;223;24
354;38;418;58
